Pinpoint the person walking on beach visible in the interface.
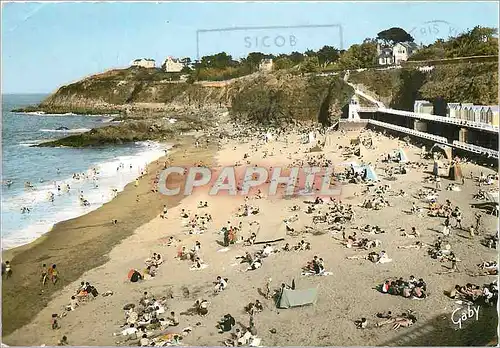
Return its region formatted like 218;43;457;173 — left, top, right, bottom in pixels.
161;205;168;219
454;209;463;230
2;261;12;279
41;263;48;286
475;213;482;232
435;178;441;191
48;264;59;285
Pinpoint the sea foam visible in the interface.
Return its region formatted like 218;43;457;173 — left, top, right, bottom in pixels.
1;141;170;250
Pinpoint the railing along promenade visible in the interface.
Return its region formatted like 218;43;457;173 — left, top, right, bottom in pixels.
358;106;499;134
340;118;499;158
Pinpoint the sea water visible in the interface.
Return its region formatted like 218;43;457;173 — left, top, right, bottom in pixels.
1;94;170;250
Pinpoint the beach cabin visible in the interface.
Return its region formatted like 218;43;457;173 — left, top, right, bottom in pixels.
479;106;499;126
447;103;474;120
446;103;461;118
414;100;433;114
471;106;484;123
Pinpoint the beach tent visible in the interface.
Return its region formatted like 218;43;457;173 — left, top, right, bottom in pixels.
356;165;379;182
277;287;318;309
308;132;316;145
471;191;499;214
253;223;287;245
128;269;142;283
396;148;409;163
430;144;452;160
485;191;499;205
350;137;360;145
448;163;463;181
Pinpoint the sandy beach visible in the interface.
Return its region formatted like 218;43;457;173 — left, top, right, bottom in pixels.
2;126;497;346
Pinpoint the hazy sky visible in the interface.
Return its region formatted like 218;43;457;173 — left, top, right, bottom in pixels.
2;1;498;94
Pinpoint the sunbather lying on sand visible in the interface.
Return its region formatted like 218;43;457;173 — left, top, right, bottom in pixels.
376;311;417;330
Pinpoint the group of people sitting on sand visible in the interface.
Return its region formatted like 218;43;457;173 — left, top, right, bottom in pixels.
346;250;391;264
175;241;207;270
343;232;382;250
472;261;498;276
482;234;498;249
113;292;190;346
213;275;229;294
354;225;386;235
236;204;260;217
237;251;263;272
282;240;311;252
448;280;498;305
427;237;457;263
360;196;390;210
302;256;327;275
180;209;213;235
143;252;163;277
379;275;427;299
67;281;100;309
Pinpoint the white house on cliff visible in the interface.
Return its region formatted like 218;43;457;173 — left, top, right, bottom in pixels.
163;57;184;72
377;42;418;66
259;58;273;72
131;58;156;68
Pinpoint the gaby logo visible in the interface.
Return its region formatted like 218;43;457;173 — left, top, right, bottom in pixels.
451;305;480;329
158;166;342;197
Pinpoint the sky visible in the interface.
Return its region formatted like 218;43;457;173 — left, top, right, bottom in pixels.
1;1;499;94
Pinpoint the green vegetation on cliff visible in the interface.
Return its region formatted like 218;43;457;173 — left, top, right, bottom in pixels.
349;61;498;110
409;26;498;61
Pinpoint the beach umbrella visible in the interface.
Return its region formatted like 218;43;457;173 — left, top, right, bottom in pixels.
127;269;135;280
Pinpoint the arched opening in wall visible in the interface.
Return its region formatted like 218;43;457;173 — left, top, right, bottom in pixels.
340;103;349;119
318;89;332;127
432;96;447;116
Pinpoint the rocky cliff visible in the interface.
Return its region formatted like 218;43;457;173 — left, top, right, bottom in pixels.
26;67;354;147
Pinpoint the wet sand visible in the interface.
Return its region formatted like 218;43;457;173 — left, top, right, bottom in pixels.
1;135;218;336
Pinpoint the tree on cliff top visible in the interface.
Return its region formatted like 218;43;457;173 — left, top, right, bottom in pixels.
317;45;340;68
241;52;273;71
300;56;320;74
409;26;498;60
338;40;377;69
200;52;236;69
447;26;498;57
377;27;414;44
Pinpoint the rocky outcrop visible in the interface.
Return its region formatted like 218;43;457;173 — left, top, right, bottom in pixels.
20;67;357;147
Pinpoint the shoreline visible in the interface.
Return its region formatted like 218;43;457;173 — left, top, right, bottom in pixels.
2;140;169;251
2;135;218;337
